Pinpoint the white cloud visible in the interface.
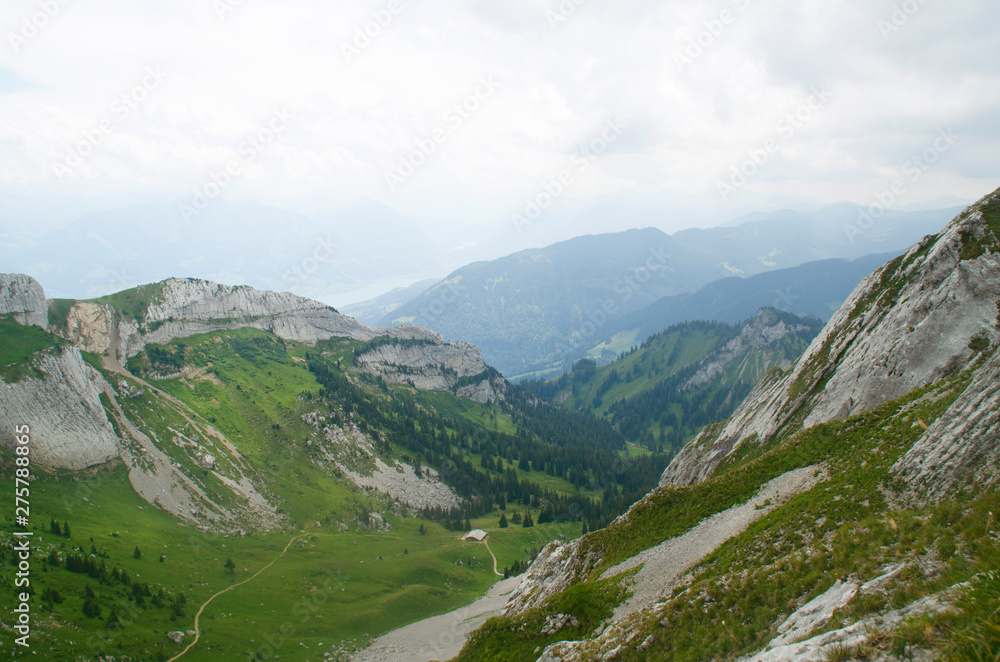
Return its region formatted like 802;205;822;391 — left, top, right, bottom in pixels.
0;0;996;219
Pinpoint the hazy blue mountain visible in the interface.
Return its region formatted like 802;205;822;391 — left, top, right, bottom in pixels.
377;204;955;377
573;252;900;364
341;278;438;325
381;227;733;377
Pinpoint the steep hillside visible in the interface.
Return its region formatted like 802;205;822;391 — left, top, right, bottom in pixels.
664;187;1000;487
455;187;1000;662
524;309;821;455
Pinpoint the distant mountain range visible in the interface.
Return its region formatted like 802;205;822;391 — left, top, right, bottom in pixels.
558;252;897;371
367;205;958;377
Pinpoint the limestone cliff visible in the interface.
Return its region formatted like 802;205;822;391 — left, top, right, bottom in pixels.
662;188;1000;487
0;273;47;327
0;347;120;470
353;340;489;392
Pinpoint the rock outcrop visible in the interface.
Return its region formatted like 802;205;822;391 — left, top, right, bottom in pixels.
352;340;488;391
0;348;120;469
64;302;126;356
56;278;436;360
0;274;47;327
892;344;1000;502
663;189;1000;487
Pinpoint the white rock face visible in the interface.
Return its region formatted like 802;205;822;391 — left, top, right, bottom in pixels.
0;348;120;469
353;341;488;391
663;190;1000;487
0;274;47;327
343;457;463;511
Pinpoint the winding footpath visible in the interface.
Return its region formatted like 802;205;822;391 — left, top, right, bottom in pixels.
167;534;304;662
483;540;503;577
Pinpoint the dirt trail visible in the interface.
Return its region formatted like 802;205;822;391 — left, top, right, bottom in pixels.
167;534;303;662
602;464;828;619
483;540;503;577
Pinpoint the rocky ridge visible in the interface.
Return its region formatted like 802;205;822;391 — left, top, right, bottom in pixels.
662;189;1000;488
681;308;818;391
48;277;494;398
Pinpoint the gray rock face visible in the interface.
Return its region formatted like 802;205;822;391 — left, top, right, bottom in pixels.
0;348;120;470
662;190;1000;487
352;340;487;391
56;278;437;359
892;346;1000;502
455;374;508;404
502;539;597;618
0;274;47;327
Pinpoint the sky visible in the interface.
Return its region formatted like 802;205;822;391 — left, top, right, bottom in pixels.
0;0;996;233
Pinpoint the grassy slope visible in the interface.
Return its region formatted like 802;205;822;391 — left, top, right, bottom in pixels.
458;356;1000;661
534;315;817;452
0;317;66;381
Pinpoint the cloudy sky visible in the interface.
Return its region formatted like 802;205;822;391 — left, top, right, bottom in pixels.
0;0;997;233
